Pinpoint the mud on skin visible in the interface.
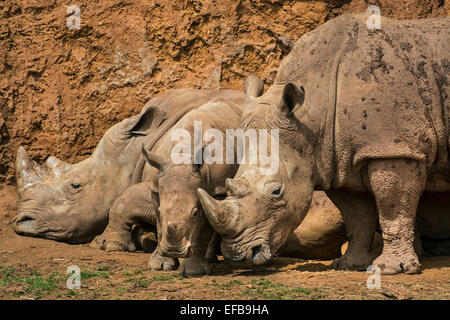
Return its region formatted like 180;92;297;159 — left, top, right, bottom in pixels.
199;14;450;275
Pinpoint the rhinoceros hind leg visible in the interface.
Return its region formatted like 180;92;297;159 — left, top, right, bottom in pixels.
326;189;378;271
369;159;426;275
148;251;180;271
90;182;157;252
133;226;158;253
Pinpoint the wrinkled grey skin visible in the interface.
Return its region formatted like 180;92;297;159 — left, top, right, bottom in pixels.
199;14;450;274
14;83;347;276
277;191;347;260
91;92;247;276
13;88;244;246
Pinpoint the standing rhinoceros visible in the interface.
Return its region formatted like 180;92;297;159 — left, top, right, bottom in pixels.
198;13;450;274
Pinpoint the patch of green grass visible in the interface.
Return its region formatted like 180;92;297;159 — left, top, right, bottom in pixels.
77;266;115;280
151;274;175;283
122;270;131;276
133;276;153;288
0;266;15;287
0;266;64;299
208;279;244;289
67;290;79;297
123;276;152;288
30;269;42;277
115;286;127;296
80;270;111;280
96;266;111;272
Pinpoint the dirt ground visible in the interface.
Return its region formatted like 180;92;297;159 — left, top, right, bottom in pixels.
1;185;449;300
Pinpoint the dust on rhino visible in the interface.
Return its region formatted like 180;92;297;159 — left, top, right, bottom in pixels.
13;85;346;275
199;13;450;275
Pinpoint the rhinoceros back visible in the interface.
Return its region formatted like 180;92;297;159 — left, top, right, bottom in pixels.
274;14;450;189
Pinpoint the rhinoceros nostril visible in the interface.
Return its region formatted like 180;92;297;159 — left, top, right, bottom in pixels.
249;242;272;265
167;221;178;230
16;214;36;224
251;244;262;259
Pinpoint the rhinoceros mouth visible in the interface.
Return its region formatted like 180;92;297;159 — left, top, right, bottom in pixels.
221;239;272;264
13;212;68;240
159;241;192;258
13;213;47;236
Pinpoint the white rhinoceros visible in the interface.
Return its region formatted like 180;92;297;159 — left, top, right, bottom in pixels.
198;13;450;275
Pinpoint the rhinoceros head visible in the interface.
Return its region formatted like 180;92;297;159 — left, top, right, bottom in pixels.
14;147;111;243
13;106;167;243
142;147;214;258
198;83;317;264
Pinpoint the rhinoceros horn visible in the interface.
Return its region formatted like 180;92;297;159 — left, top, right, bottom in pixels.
225;178;250;197
197;188;238;236
45;156;72;177
16;146;49;195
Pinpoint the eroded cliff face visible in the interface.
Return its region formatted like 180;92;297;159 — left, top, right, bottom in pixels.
0;0;448;183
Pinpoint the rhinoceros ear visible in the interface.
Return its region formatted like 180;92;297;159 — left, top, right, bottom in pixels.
244;73;264;102
127;105;167;136
280;83;305;115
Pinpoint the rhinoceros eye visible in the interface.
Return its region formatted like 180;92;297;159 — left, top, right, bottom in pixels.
70;183;81;190
271;187;282;196
191;207;200;217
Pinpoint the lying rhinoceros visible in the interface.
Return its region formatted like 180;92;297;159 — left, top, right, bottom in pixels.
198;13;450;274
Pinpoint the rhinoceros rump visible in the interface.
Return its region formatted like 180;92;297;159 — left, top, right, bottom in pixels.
199;13;450;274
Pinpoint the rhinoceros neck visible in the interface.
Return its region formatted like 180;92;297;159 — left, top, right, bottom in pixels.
87;134;145;182
272;15;358;191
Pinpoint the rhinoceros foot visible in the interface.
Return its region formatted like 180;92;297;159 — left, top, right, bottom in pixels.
90;233;136;252
372;252;421;275
331;251;373;271
148;251;180;271
179;257;212;277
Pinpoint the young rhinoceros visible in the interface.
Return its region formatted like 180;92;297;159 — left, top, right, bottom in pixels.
13;88;245;245
91;83;262;276
198;14;450;274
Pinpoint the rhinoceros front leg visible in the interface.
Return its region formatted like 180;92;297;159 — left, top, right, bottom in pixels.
179;225;215;276
90;182;157;251
368;159;426;274
326;190;378;271
148;215;180;271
